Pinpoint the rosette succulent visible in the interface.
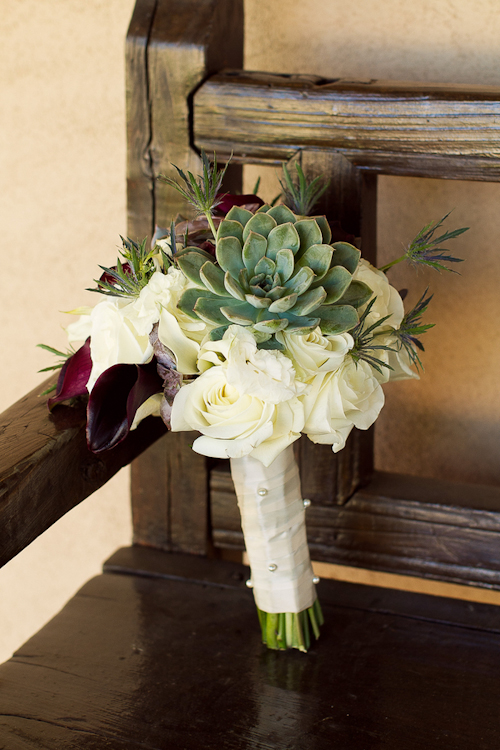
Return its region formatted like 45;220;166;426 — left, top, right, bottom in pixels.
175;203;373;348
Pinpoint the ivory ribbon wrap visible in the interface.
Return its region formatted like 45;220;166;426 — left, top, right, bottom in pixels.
230;445;316;614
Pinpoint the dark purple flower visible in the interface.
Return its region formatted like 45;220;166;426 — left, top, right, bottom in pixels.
48;339;92;410
86;360;163;453
214;193;265;216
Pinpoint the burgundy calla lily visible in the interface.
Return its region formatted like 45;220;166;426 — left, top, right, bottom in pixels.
48;339;92;410
86;360;163;453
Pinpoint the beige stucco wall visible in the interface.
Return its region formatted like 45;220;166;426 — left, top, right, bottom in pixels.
2;0;500;661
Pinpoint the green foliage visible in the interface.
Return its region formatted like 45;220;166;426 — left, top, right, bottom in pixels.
37;343;77;394
87;236;162;298
37;343;76;372
158;150;229;238
279;162;330;216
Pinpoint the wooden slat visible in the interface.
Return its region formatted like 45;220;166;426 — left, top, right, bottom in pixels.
211;464;500;588
0;377;166;568
194;71;500;179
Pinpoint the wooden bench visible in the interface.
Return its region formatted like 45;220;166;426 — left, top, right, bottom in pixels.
1;0;500;746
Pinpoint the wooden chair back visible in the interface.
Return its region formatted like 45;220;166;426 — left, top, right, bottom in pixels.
127;0;500;590
2;0;500;593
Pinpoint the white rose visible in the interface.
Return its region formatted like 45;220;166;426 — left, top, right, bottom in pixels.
302;357;384;452
277;328;354;380
170;365;304;466
198;326;308;403
66;268;208;385
67;297;153;392
354;258;404;331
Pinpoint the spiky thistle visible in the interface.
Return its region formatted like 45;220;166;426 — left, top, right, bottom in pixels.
379;213;467;273
393;289;435;370
279;162;330;216
158;150;229;239
349;299;397;375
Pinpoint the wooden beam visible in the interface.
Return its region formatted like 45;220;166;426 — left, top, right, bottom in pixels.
194;71;500;180
0;377;166;569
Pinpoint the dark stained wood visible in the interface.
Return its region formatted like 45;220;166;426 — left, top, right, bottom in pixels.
194;70;500;180
132;431;210;555
295;430;373;508
301;149;362;237
128;0;244;555
126;0;158;242
1;550;500;748
0;376;166;569
211;465;500;588
147;0;244;228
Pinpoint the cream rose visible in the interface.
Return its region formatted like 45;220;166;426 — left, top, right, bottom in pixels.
170;366;305;466
302;357;384;452
198;326;307;403
354;258;404;331
277;328;354;380
171;326;306;465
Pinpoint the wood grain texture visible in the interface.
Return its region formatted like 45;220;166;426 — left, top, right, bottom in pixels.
1;550;500;748
147;0;244;228
211;465;500;588
131;431;210;555
194;71;500;180
126;0;158;241
128;0;244;555
0;377;166;568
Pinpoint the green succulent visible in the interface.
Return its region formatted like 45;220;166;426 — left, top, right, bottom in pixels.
175;204;373;348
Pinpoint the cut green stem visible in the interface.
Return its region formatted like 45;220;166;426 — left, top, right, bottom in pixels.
256;599;323;652
378;254;406;273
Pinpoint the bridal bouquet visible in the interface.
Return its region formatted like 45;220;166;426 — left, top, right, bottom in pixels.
42;154;465;652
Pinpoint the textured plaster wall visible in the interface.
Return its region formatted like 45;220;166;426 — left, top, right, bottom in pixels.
1;0;500;661
0;0;136;663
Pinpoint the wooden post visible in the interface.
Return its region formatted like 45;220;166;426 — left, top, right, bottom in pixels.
126;0;244;555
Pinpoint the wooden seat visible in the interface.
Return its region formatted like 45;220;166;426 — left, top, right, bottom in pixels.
2;0;500;746
2;547;500;749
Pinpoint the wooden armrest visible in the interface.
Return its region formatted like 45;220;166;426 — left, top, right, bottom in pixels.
0;377;167;568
